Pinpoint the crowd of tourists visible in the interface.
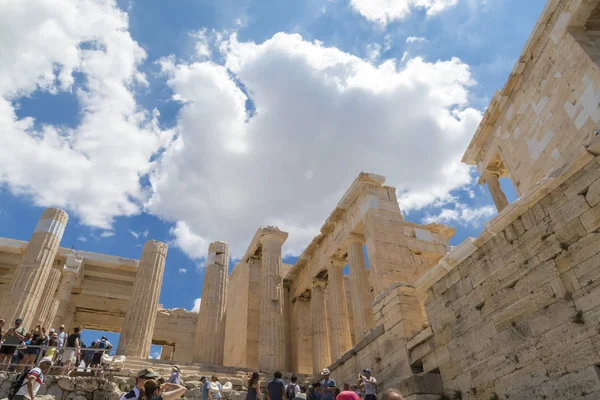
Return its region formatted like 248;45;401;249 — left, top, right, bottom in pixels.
2;318;406;400
0;317;113;375
243;368;403;400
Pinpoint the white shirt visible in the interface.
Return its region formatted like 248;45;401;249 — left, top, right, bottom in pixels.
120;386;141;400
16;368;44;399
57;331;68;347
362;377;376;395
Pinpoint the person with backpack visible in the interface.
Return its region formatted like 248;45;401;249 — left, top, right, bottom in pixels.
9;356;52;400
285;375;300;400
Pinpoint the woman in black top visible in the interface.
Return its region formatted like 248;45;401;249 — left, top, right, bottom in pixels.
246;372;261;400
23;326;44;368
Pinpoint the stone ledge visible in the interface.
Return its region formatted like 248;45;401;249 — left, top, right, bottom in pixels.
406;328;433;351
328;325;385;371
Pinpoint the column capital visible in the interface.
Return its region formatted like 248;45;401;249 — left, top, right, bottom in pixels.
329;257;347;269
143;240;168;256
260;227;288;245
311;279;327;289
64;252;83;275
346;233;365;245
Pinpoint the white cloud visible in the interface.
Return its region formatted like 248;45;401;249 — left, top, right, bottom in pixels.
178;268;187;274
406;36;428;44
0;0;173;230
367;43;381;63
77;235;88;242
190;298;201;313
149;32;481;258
100;231;115;238
423;203;496;227
129;229;149;239
350;0;459;26
169;221;209;260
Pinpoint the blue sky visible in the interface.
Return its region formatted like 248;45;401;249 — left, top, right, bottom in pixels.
1;0;544;353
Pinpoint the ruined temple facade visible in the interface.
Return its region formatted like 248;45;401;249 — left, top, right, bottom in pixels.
4;0;600;397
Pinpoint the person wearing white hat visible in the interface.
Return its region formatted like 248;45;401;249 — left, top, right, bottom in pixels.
13;357;53;400
319;369;336;400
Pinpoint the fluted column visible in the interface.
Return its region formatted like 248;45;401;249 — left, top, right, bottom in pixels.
52;252;83;330
327;260;352;361
485;171;509;213
258;227;288;371
32;265;62;328
117;240;167;358
193;241;229;364
1;208;68;327
311;280;330;375
346;234;375;342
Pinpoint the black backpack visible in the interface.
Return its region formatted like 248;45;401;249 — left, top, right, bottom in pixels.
8;367;31;400
286;384;297;400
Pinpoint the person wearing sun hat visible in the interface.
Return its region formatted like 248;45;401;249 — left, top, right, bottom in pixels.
319;369;336;400
167;365;181;385
13;356;53;400
120;368;160;400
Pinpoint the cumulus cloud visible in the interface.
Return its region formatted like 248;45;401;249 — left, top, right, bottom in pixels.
169;221;209;260
350;0;459;26
190;298;201;313
0;0;173;229
423;203;496;227
0;3;483;263
178;268;188;274
148;32;481;259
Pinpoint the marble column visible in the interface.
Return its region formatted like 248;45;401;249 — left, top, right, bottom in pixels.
193;241;229;364
485;172;509;213
1;208;68;327
327;260;352;361
117;240;168;358
346;234;375;342
258;227;288;371
32;265;62;328
311;280;330;375
52;252;83;329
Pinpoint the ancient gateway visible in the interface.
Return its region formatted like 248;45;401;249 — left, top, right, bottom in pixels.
4;0;600;397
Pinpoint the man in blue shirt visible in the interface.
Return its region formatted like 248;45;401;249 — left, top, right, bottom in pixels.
200;376;209;400
267;371;287;400
319;369;336;400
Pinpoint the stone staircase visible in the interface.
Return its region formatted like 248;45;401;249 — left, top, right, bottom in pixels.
119;358;314;389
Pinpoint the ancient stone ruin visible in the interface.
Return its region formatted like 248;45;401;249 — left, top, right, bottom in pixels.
3;0;600;398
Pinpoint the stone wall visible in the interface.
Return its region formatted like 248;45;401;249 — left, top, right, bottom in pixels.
327;281;427;394
463;0;600;197
409;155;600;399
153;308;198;363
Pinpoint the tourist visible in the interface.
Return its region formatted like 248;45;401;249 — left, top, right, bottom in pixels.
121;368;160;400
22;326;44;369
84;341;98;369
358;369;376;400
208;376;222;400
313;383;321;400
55;324;68;366
62;326;81;375
381;389;404;400
285;375;300;400
167;365;181;385
267;371;286;400
92;335;113;368
334;390;359;400
246;371;261;400
0;318;26;369
306;386;317;400
12;356;53;400
143;379;187;400
45;334;59;370
200;376;209;400
319;369;336;400
342;384;349;391
350;385;360;398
